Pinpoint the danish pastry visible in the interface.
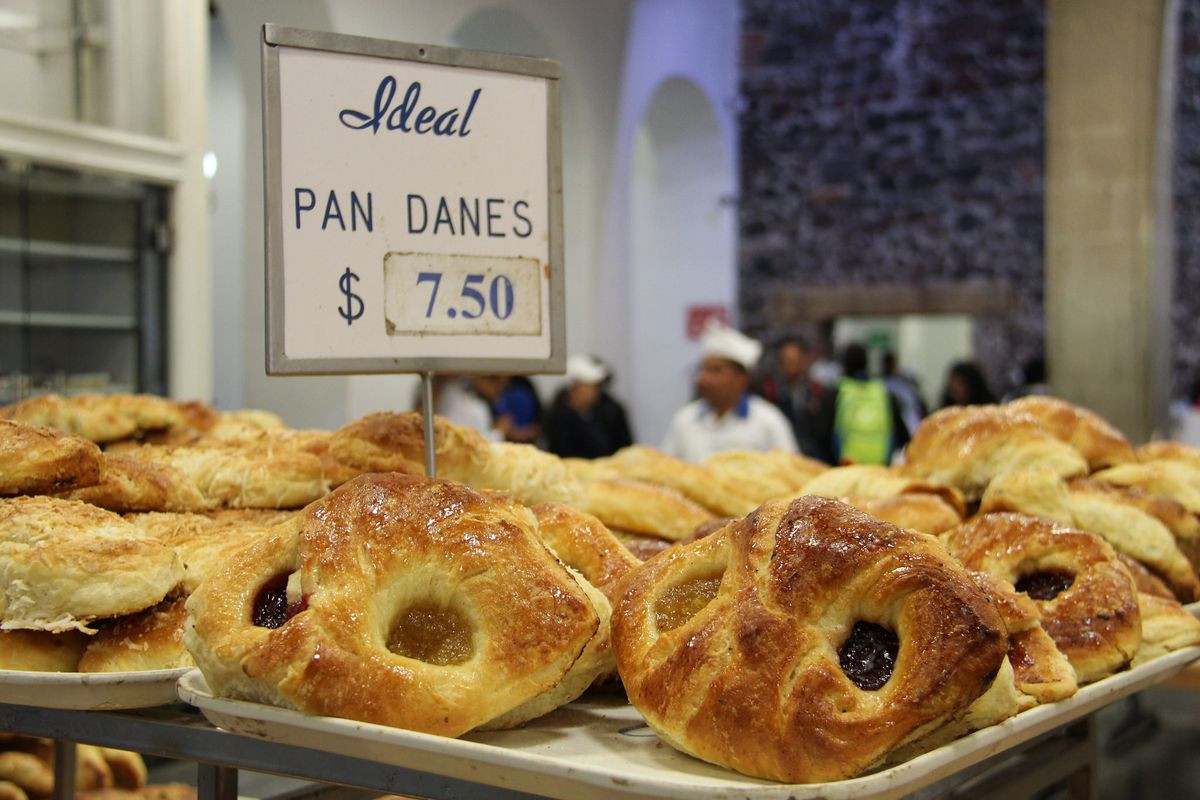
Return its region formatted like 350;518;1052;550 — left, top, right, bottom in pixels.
941;512;1141;683
0;496;182;633
701;449;827;503
964;571;1077;705
611;495;1006;783
1136;441;1200;470
980;468;1199;601
0;393;186;444
601;445;758;517
843;494;963;535
185;473;602;735
0;420;103;497
1132;592;1200;668
1092;460;1200;516
1067;477;1200;574
1005;395;1135;470
0;630;88;671
78;597;194;673
904;406;1088;501
125;510;295;592
531;503;640;604
327;412;583;506
0;780;25;800
802;464;966;516
64;441;328;512
574;478;714;542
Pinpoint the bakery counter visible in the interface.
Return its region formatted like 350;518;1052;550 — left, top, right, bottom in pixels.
2;650;1198;800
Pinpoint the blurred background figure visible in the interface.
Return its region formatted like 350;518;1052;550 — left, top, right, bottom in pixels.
591;356;634;453
880;350;927;439
415;375;496;438
545;355;620;458
823;342;909;465
941;361;996;407
1003;356;1052;402
758;337;831;462
807;321;843;389
473;375;542;444
661;320;796;462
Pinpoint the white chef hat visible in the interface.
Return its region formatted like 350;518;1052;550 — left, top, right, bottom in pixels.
565;354;607;385
700;319;762;371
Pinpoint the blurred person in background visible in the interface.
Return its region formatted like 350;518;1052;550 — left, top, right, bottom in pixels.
661;320;797;462
941;361;996;407
880;350;927;440
1002;356;1052;402
758;337;831;462
821;342;909;465
415;375;497;439
591;356;634;452
473;375;542;443
545;355;619;458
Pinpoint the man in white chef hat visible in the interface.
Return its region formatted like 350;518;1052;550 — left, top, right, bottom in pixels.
661;319;798;462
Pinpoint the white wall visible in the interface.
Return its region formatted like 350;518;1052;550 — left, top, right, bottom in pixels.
597;0;741;445
630;78;735;444
211;0;739;434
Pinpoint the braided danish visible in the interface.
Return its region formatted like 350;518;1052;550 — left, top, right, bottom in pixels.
0;420;102;497
185;473;602;735
942;513;1141;683
1005;396;1134;470
612;495;1006;783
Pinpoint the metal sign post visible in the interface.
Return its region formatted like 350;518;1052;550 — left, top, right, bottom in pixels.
422;371;436;477
260;24;565;403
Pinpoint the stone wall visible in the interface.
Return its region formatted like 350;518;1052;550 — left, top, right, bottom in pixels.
1175;0;1200;402
740;0;1200;401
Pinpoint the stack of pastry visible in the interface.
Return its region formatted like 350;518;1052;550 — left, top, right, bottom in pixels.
0;735;190;800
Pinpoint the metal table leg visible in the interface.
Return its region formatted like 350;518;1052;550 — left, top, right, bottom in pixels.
51;740;76;800
198;763;239;800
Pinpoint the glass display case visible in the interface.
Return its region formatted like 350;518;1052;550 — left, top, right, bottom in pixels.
0;158;168;404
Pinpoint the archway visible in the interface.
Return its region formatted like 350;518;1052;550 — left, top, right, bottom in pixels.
629;77;735;445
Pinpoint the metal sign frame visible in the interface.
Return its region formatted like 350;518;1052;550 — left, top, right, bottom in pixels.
261;24;565;375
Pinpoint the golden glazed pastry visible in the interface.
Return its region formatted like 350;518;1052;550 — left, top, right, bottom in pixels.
0;753;51;797
600;445;758;518
1005;395;1135;470
64;441;328;513
1067;477;1200;574
801;464;966;516
574;478;714;542
0;420;103;497
701;449;828;503
125;510;296;593
1132;592;1200;668
1136;441;1200;471
980;468;1200;601
611;495;1006;783
904;406;1089;501
185;473;602;736
0;497;182;633
0;781;25;800
0;629;88;671
531;503;640;605
327;412;583;506
1093;460;1200;516
78;597;193;673
842;494;963;536
965;571;1077;706
0;393;186;444
942;513;1141;684
609;529;676;561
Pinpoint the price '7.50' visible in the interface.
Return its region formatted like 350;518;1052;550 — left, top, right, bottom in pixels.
382;252;542;337
416;271;514;321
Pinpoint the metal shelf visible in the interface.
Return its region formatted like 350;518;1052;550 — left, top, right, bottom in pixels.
0;235;137;263
0;310;138;330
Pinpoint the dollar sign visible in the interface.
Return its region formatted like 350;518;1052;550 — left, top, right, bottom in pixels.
338;267;364;326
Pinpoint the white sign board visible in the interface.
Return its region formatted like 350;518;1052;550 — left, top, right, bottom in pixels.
261;26;564;374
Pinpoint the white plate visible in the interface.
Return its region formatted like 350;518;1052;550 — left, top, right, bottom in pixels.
0;668;190;710
177;646;1200;800
1186;601;1200;619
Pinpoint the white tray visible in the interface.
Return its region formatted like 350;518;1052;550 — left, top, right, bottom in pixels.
177;646;1200;800
0;668;190;710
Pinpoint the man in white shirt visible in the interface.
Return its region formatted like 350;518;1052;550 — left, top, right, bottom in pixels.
661;321;798;462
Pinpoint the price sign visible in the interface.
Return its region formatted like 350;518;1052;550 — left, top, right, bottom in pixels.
261;26;564;374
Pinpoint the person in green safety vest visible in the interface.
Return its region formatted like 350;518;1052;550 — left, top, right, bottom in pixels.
824;343;910;465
